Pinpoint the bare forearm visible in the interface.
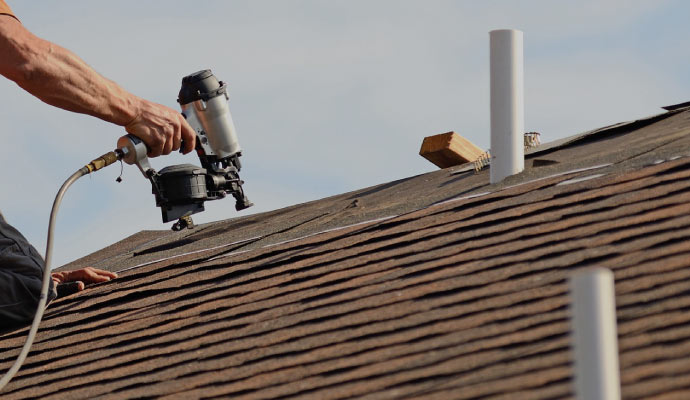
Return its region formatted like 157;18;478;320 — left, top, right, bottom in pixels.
16;41;139;126
0;15;196;156
0;17;139;126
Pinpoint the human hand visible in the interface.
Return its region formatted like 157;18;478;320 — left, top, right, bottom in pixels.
124;99;196;157
51;267;118;292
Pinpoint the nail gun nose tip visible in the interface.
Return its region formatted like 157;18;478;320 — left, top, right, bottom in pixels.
235;200;253;211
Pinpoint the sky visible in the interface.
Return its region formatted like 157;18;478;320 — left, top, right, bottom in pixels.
1;0;688;268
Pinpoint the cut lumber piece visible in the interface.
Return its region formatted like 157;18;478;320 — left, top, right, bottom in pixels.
419;131;484;169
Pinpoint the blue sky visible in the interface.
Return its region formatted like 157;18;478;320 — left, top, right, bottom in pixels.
1;0;688;267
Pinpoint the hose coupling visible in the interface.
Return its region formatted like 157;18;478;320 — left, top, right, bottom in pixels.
85;151;121;174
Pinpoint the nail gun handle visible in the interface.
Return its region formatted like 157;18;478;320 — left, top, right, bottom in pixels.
116;134;154;178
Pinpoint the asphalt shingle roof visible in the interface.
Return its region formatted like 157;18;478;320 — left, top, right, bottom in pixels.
2;106;690;399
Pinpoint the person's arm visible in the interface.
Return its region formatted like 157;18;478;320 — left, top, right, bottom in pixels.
0;15;195;157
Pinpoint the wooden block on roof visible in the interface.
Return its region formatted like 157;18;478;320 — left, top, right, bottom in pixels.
419;131;484;169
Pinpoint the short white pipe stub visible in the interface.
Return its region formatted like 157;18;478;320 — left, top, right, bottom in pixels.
570;268;621;400
490;29;524;184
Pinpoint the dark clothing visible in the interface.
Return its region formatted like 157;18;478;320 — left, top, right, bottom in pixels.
0;212;56;328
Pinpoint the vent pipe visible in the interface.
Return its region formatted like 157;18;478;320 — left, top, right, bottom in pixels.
489;29;524;184
570;268;622;400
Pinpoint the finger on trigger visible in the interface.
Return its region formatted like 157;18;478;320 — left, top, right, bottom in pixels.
162;129;174;155
172;131;182;152
181;120;196;154
162;137;173;155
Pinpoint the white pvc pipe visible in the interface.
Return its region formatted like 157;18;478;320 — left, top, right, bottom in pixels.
490;29;524;184
570;268;621;400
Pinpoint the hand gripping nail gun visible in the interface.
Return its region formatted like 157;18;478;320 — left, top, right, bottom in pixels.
0;70;252;392
117;69;252;230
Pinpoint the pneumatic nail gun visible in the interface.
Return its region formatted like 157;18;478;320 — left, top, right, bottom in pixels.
117;69;253;230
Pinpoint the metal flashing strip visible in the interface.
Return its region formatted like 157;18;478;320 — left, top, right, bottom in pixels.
556;173;606;186
114;161;622;275
321;215;398;233
115;236;262;274
428;163;613;214
433;191;492;207
117;215;403;272
501;164;613;192
261;215;399;249
649;154;688;167
450;163;479;175
207;249;252;262
208;215;400;262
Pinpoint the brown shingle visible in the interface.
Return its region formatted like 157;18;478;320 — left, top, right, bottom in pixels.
2;108;690;399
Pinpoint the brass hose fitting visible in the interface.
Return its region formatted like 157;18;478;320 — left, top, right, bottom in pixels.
84;151;121;173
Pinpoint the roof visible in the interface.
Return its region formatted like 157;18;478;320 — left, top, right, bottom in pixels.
2;105;690;399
